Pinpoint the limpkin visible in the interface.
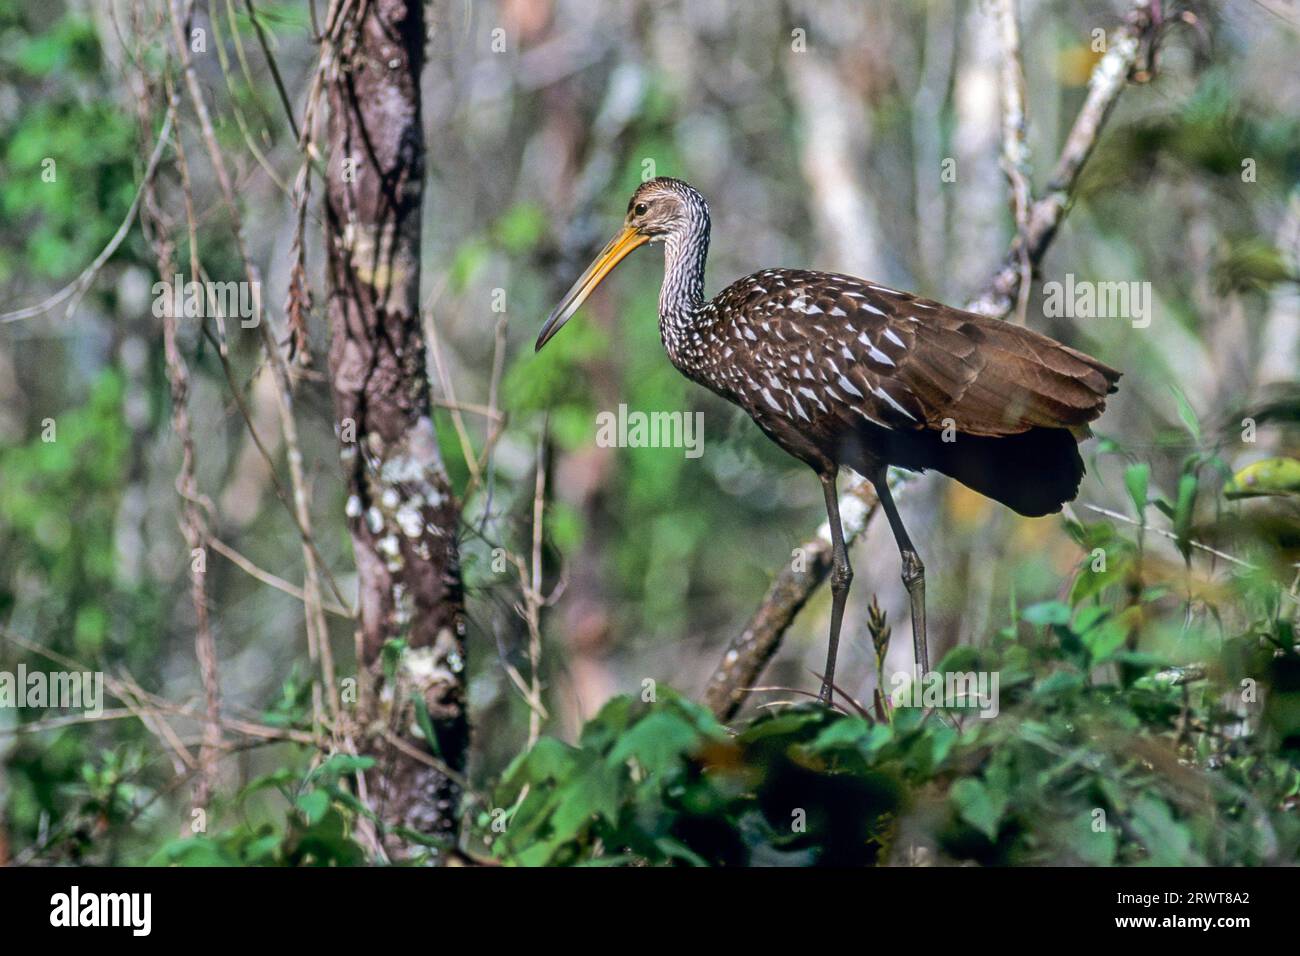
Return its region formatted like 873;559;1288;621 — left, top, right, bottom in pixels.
537;177;1120;704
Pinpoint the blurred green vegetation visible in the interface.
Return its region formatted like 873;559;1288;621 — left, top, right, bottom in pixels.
0;12;137;283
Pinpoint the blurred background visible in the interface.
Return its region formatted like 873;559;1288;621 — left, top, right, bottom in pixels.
0;0;1297;863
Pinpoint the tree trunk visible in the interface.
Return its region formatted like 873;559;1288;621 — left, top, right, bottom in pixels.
323;0;467;860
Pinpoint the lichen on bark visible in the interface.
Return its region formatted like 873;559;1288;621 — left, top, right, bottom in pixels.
323;0;467;859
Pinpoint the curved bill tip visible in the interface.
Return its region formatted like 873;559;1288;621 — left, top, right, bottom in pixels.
535;225;647;352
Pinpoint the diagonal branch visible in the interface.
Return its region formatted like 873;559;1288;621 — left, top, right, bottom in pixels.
968;0;1156;317
994;0;1034;324
209;537;354;618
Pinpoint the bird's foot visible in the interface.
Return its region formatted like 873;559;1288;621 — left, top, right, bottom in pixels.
900;549;929;676
900;549;925;587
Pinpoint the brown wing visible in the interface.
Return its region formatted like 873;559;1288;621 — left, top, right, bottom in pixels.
709;269;1120;438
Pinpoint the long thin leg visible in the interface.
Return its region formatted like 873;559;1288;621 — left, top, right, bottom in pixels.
818;469;853;705
873;468;929;677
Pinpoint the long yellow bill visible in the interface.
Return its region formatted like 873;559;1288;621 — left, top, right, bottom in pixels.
535;225;648;351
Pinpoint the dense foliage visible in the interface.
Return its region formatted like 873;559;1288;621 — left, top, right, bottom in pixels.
141;432;1300;865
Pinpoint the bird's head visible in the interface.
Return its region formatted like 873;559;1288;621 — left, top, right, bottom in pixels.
536;178;708;351
623;177;707;241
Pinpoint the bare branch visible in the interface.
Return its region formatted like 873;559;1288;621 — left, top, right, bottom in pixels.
209;537;354;618
969;0;1156;317
994;0;1034;323
525;428;549;747
995;0;1032;229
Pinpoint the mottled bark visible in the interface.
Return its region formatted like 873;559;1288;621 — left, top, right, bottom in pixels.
323;0;467;858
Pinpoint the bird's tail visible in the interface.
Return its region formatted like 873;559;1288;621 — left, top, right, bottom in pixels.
859;424;1088;517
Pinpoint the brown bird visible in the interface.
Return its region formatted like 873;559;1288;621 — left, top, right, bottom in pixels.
537;178;1120;704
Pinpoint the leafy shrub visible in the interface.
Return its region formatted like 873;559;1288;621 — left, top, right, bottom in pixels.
481;620;1298;866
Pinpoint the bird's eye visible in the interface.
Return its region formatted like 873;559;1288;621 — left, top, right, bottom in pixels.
634;203;648;216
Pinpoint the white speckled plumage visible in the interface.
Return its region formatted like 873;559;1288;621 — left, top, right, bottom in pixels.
634;178;1118;480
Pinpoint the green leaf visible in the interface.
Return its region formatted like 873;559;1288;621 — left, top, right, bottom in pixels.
579;695;634;751
550;758;624;838
296;789;330;825
307;753;375;785
239;767;298;799
607;709;701;775
1070;549;1130;605
412;693;442;758
1169;385;1202;445
148;838;238;867
1124;463;1150;518
914;724;959;773
654;837;709;867
380;638;407;680
1064;810;1117;865
1023;601;1071;627
500;737;580;794
1223;457;1300;499
1130;795;1199;865
950;778;1007;841
809;717;875;751
1033;670;1085;699
320;753;376;775
736;707;829;743
1081;617;1129;664
243;834;283;864
1171;471;1198;562
295;807;366;865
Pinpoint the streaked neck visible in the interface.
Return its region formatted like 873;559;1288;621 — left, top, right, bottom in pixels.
658;216;709;336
